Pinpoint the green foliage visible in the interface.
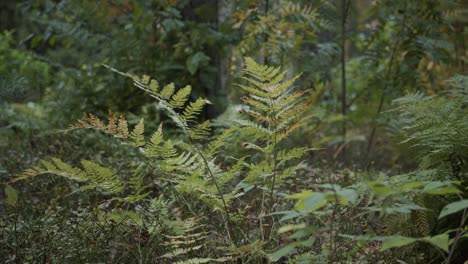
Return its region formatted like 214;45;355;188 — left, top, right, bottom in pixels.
2;1;467;261
14;158;125;195
395;94;468;179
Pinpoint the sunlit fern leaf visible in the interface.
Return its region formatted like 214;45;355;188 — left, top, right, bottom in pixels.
182;98;209;123
188;120;211;140
149;79;160;93
170;85;192;108
160;83;176;100
129;118;145;147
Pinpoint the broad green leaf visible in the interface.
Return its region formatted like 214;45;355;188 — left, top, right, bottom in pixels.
339;234;386;241
336;189;358;205
423;181;460;195
278;223;306;234
288;190;315;200
401;181;425;191
186;52;210;75
368;181;392;196
381;236;417;251
5;185;18;207
270;243;297;261
438;199;468;219
294;193;326;212
289;225;317;239
422;233;449;252
381;234;449;252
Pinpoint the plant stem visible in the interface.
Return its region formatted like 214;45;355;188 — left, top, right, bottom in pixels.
446;205;468;263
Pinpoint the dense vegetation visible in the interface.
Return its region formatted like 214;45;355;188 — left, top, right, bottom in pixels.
0;0;467;263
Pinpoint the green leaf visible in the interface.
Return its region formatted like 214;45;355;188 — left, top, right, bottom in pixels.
439;199;468;219
270;244;297;262
130;119;145;147
381;234;449;252
381;236;417;251
336;189;358;205
302;193;327;212
160;83;175;99
149;79;159;93
5;185;18;207
278;223;306;234
422;233;449;252
186;52;210;75
288;190;314;200
423;181;460;195
368;181;392;196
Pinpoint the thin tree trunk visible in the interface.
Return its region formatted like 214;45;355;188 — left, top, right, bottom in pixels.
217;0;234;111
340;0;350;165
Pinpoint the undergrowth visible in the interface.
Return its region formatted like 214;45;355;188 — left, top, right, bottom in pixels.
2;59;467;263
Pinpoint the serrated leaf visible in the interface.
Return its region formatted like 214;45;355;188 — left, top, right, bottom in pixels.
160;83;175;99
149;79;159;93
130;119;145;147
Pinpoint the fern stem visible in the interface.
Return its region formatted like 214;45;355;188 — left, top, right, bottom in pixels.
175;113;236;244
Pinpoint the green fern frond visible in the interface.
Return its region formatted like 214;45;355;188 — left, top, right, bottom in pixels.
188;120;211;140
396;95;468;177
160;83;176;99
14;158;124;194
124;165;151;203
182;98;209;123
149;79;160;93
130;118;145;147
170;85;192;108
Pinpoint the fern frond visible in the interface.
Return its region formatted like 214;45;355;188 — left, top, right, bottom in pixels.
170;85;192;108
66;110;131;139
396;95;468;176
188;120;211;140
123;165;151;203
130;118;145;147
160;83;176;99
14;158;124;194
182;98;209;123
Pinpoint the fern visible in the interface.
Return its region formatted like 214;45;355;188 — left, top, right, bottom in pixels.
13;59;312;257
395;95;468;179
159;218;234;263
236;58;311;191
13;158;124;194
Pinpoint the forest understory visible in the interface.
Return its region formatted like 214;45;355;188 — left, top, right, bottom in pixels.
0;0;467;263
